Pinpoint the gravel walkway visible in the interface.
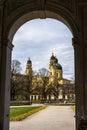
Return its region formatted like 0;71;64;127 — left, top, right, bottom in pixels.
10;106;75;130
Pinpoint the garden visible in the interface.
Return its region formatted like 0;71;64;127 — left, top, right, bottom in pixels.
10;105;47;121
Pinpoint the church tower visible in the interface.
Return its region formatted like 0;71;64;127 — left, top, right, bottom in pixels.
49;53;58;83
49;53;63;84
25;58;32;77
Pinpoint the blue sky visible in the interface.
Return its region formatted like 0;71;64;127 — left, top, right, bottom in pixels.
12;18;74;81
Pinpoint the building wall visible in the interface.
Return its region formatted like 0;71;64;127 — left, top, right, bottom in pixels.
24;55;75;103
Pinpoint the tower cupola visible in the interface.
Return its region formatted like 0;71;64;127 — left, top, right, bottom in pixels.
25;58;32;76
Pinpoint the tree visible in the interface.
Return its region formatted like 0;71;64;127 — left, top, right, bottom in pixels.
32;68;49;101
46;81;59;100
10;74;24;100
11;59;22;74
38;68;49;76
10;59;22;100
21;76;32;100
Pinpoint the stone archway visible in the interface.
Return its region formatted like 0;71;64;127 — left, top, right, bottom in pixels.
0;1;87;130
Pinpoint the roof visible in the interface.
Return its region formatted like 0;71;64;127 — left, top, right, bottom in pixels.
56;63;62;70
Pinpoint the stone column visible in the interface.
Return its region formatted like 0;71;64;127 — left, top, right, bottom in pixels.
31;95;33;100
30;95;31;100
36;95;38;100
47;95;49;100
72;37;86;130
51;95;55;100
78;39;87;130
65;95;68;99
0;39;13;130
0;2;4;74
84;39;87;118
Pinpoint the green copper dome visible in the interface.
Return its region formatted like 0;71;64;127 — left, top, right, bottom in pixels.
56;63;62;70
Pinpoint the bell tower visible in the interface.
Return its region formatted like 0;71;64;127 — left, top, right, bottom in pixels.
49;53;63;83
49;53;58;83
25;58;32;77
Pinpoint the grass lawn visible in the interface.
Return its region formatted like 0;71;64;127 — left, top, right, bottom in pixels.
10;105;47;121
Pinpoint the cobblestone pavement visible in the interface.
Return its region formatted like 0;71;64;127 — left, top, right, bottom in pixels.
10;106;75;130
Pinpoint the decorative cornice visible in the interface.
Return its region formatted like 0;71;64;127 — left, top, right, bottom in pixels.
2;39;14;50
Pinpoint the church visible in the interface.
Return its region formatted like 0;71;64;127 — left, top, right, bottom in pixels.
25;54;75;103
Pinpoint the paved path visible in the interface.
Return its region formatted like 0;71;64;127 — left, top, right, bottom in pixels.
10;106;75;130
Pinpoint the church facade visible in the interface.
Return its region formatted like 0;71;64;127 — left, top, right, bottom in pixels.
25;54;75;103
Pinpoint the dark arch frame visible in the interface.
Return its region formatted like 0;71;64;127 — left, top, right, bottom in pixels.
7;8;78;42
1;1;85;130
7;9;78;128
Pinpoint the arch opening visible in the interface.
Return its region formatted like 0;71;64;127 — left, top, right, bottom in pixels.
10;17;75;129
12;18;74;81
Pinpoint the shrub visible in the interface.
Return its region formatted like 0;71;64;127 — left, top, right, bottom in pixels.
10;100;32;106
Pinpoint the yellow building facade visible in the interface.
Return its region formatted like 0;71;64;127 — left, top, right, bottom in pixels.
25;54;75;103
49;53;70;85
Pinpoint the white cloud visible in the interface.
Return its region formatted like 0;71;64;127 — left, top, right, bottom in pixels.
12;18;74;81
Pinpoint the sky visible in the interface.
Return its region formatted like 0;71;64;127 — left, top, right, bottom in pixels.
12;18;74;81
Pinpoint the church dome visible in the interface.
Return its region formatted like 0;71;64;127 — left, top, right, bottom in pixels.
56;63;62;70
50;53;58;63
50;54;56;60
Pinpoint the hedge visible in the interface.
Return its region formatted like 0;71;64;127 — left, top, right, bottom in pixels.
10;101;32;106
